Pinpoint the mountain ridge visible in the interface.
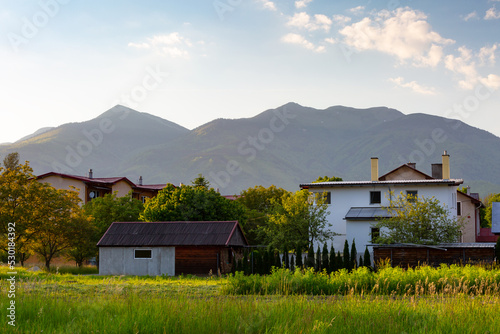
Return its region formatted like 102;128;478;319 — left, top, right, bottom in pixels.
1;103;499;196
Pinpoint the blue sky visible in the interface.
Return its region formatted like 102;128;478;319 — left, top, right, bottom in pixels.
1;0;500;143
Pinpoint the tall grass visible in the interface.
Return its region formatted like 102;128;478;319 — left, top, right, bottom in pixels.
222;264;500;296
3;265;500;333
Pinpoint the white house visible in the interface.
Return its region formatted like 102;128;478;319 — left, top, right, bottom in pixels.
300;152;464;258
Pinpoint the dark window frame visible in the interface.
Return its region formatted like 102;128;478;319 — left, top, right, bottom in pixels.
406;190;418;202
370;191;381;204
134;249;152;259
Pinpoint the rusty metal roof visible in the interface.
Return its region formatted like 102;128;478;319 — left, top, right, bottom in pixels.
97;221;248;247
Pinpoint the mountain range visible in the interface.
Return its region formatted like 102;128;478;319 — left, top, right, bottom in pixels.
1;103;499;197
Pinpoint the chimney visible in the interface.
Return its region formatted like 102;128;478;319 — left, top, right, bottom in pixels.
442;150;450;179
407;162;416;169
88;169;93;179
431;163;442;179
138;176;143;186
466;186;471;195
371;157;379;182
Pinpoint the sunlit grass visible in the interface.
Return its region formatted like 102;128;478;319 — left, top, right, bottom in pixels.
2;265;500;333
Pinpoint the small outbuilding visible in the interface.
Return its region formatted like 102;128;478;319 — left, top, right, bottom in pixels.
97;221;248;276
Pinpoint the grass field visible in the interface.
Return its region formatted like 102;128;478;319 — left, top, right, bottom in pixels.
2;265;500;333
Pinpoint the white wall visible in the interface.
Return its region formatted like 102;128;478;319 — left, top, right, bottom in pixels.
312;183;459;258
99;247;175;276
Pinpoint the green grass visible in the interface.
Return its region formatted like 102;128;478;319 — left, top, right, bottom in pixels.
2;265;500;333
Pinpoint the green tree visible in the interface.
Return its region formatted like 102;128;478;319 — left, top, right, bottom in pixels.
30;185;85;270
2;152;20;170
482;193;500;228
140;184;247;226
65;211;98;267
363;247;371;268
343;240;350;270
191;173;211;189
262;189;333;252
312;176;343;183
84;191;144;240
322;242;329;272
306;245;315;268
236;185;288;245
315;245;321;271
373;192;465;245
0;157;44;265
350;239;357;269
295;245;303;268
329;245;336;272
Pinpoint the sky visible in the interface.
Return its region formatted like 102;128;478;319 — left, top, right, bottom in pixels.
1;0;500;144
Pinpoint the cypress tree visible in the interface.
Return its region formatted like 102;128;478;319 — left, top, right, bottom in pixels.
364;246;371;268
337;251;343;269
350;239;357;269
242;250;249;275
290;253;295;271
496;237;500;264
322;242;329;273
315;245;321;271
307;245;315;268
329;245;336;273
359;255;364;268
296;245;303;269
274;250;282;269
343;240;350;271
254;250;263;275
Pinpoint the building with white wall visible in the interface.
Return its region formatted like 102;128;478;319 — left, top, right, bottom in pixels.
300;152;464;258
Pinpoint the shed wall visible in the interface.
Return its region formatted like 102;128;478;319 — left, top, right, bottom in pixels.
99;247;175;276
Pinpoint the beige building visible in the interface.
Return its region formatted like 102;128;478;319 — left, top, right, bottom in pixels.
457;189;483;243
37;169;166;204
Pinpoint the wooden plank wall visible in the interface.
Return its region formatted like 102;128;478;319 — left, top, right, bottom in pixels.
374;246;495;267
175;246;221;276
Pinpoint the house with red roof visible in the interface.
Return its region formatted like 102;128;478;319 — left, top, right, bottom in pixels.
37;169;167;204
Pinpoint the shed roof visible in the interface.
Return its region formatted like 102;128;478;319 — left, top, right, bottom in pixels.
97;221;248;247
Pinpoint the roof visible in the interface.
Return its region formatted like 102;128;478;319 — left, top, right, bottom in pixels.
345;207;391;220
37;172;167;191
97;221;249;247
301;178;464;188
378;163;434;181
457;190;482;205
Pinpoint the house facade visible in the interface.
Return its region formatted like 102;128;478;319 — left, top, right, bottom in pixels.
37;170;166;204
300;152;471;258
97;221;248;276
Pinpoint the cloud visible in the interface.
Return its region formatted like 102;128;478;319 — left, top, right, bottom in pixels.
128;32;195;58
295;0;312;9
339;8;454;67
287;12;332;32
463;11;478;21
256;0;277;11
325;37;336;44
389;77;436;95
485;7;500;19
348;6;365;15
445;46;500;90
332;14;352;25
281;33;325;52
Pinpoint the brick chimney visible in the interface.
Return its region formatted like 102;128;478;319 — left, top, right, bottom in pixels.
138;176;143;186
442;151;450;179
371;157;379;182
88;169;93;179
407;162;416;169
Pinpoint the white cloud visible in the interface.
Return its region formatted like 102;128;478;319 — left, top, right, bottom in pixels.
287;12;332;32
445;46;500;90
128;32;196;58
389;77;436;95
281;33;325;52
256;0;277;11
295;0;312;9
348;6;365;15
339;8;454;67
485;7;500;19
332;14;352;25
479;44;498;65
325;37;336;44
463;11;478;21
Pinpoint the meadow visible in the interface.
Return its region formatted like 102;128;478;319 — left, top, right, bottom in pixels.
2;264;500;333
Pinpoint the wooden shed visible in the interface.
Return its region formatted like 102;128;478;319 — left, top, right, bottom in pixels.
373;243;496;268
97;221;248;276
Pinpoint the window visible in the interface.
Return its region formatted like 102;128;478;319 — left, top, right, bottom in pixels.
370;191;381;204
406;190;418;202
141;196;149;203
371;227;380;243
457;202;462;216
315;191;331;204
134;249;152;259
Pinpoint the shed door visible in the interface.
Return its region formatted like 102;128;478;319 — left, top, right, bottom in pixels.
175;246;218;276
